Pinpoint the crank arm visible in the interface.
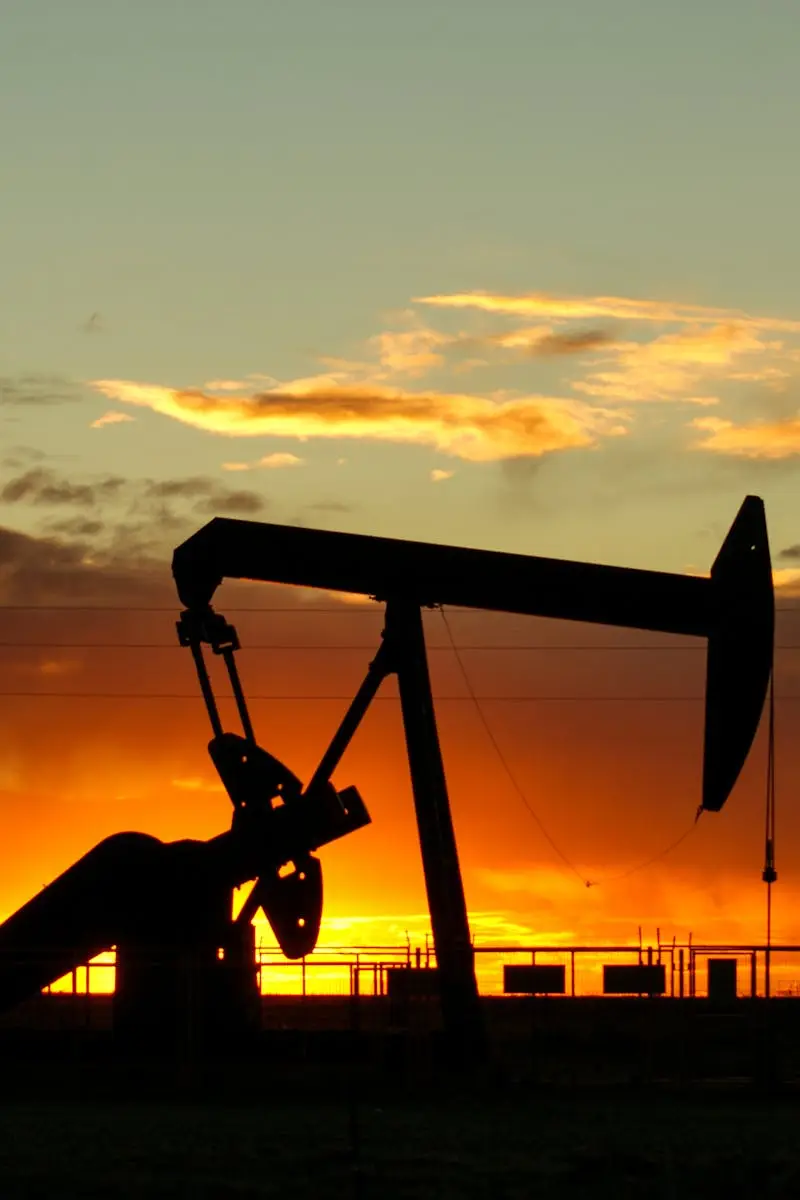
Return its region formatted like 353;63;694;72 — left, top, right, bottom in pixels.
243;857;323;959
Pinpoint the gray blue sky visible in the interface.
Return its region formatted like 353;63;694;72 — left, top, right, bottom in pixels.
2;0;799;571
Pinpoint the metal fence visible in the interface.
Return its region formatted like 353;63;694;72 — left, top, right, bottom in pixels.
41;939;800;1000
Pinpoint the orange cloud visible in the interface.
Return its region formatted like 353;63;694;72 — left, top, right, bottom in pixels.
431;468;455;482
222;452;305;471
204;374;280;391
691;414;800;458
89;378;624;462
573;323;787;404
365;323;613;376
90;411;134;429
170;777;226;794
773;568;800;595
416;290;800;332
367;327;451;377
406;291;800;417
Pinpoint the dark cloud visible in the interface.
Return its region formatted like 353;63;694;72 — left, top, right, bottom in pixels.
1;468;126;507
0;375;82;406
444;327;614;362
530;329;614;357
0;524;167;606
307;501;353;514
780;545;800;562
492;455;551;519
1;446;47;471
0;467;266;520
141;477;266;517
140;476;265;515
198;489;265;516
144;478;218;501
47;518;106;538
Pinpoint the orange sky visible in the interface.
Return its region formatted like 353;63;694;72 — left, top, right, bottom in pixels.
2;538;798;963
6;7;800;998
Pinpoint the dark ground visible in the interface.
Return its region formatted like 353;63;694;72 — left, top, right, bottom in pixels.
1;996;799;1196
1;1087;799;1198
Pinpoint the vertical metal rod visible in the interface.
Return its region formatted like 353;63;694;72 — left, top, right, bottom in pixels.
222;648;255;743
189;642;224;738
764;673;777;999
679;948;684;998
386;597;486;1064
766;892;772;1000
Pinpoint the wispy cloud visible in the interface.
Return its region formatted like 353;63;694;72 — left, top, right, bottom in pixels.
416;290;800;332
90;411;135;429
691;414;800;458
0;374;82;407
204;373;280;392
431;468;454;482
573;323;787;405
84;289;800;467
90;378;625;462
223;452;305;471
361;315;614;378
411;289;800;423
367;324;451;377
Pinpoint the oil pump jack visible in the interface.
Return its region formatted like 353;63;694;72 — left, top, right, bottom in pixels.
0;495;773;1061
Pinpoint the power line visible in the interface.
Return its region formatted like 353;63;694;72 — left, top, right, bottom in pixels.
1;641;799;650
438;607;704;887
1;692;800;701
0;605;384;613
438;607;592;887
591;819;701;885
2;603;800;613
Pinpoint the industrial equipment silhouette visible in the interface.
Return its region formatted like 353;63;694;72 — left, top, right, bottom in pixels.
0;496;774;1055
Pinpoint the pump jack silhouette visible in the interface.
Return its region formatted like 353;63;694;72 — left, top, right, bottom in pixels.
0;496;774;1060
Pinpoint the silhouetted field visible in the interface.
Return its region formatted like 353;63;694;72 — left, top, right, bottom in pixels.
1;1089;799;1198
1;996;798;1195
3;994;797;1085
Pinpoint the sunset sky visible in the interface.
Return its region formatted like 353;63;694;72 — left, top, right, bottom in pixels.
3;2;800;971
